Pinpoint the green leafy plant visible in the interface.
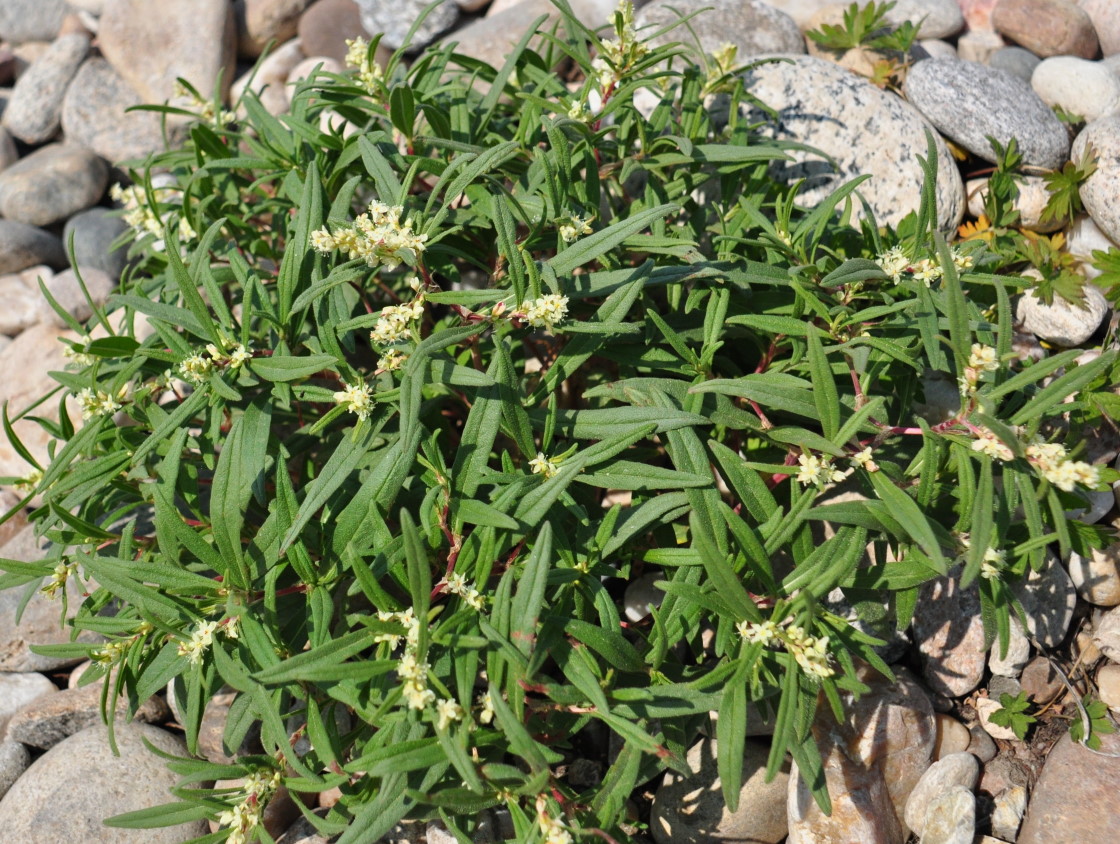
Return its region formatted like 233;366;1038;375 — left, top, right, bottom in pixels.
1;2;1117;842
805;1;920;90
1040;143;1097;227
1069;695;1117;751
988;691;1037;740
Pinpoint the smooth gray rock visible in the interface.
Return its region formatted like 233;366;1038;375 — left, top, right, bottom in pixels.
912;575;986;697
0;723;210;842
904;752;979;837
37;267;115;328
0;741;29;801
739;55;963;231
0;0;68;43
1009;550;1077;647
0;671;57;732
991;784;1027;842
63;207;131;281
357;0;460;50
1072;116;1120;245
635;0;806;57
0;127;16;171
1;33;90;144
920;785;975;844
652;738;790;843
989;46;1041;81
1032;56;1120;124
61;58;170;164
0;144;108;227
904;58;1069;169
297;0;364;64
4;682;169;750
1016;284;1109;347
0;221;67;275
885;0;963;39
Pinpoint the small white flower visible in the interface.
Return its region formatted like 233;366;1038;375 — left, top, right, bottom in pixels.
736;619;778;645
478;691;495;725
968;343;999;373
528;452;559;478
177;619;219;664
522;294;570;330
435;698;464;730
795;454;844;486
558;215;593;243
179;352;213;385
972;429;1014;462
333;380;374;420
912;257;943;286
875;246;909;283
851;447;878;471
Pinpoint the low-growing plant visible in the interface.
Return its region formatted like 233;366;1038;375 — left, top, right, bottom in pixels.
3;2;1120;842
988;690;1037;740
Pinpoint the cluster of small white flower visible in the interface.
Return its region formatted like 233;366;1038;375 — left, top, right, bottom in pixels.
971;426;1015;462
218;769;282;844
40;561;73;599
874;245;973;286
375;607;465;729
979;546;1005;580
311;201;428;270
1025;438;1099;492
795;453;845;487
63;337;97;368
568;1;646;121
178;341;252;386
370;299;425;346
110;183;197;246
528;451;560;479
14;467;43;494
333;380;375;421
536;795;574;844
971;427;1099;491
558;215;593;244
520;293;570;330
960;343;1001;393
851;446;879;472
177;616;239;665
445;572;485;611
172;80;237;128
76;387;123;421
344;37;383;95
736;619;835;678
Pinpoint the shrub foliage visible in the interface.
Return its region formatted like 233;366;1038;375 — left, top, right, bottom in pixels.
2;3;1118;842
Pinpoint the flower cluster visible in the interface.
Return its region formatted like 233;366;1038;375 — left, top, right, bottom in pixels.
960;343;1001;393
477;690;495;725
311;201;428;270
444;572;485;610
76;387;123;421
435;698;464;731
333;380;374;421
558;215;593;243
1025;438;1099;492
14;467;43;495
528;452;560;479
370;299;425;346
875;246;974;286
521;293;570;330
172;80;236;128
536;795;574;844
374;607;439;710
795;453;845;487
736;619;835;678
851;447;879;472
41;561;73;598
110;183;196;247
971;427;1015;462
706;42;740;87
979;547;1005;580
177;616;239;665
344;36;383;95
217;769;282;844
63;337;96;368
178;340;251;386
594;0;649;88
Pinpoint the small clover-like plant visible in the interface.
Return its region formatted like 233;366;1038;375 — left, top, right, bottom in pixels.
989;691;1038;741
